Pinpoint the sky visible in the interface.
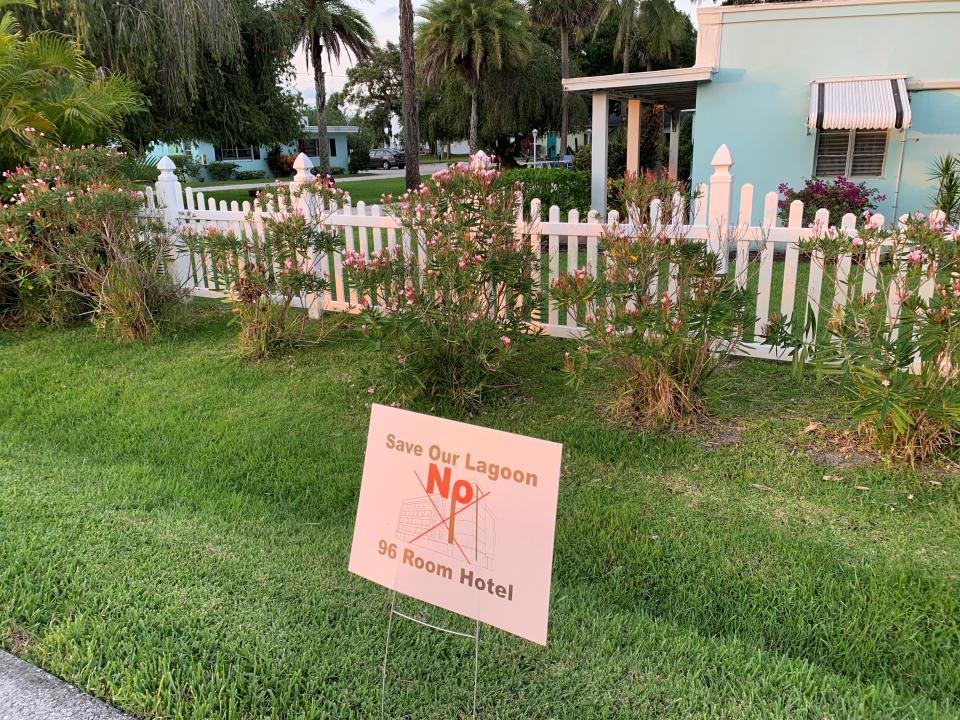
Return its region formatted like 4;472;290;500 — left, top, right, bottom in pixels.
289;0;701;104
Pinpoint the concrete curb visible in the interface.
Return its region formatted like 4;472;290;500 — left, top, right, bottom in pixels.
0;651;132;720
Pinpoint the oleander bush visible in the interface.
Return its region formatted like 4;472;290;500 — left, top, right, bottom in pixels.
178;177;346;359
344;153;540;411
551;172;754;428
764;211;960;461
0;145;181;338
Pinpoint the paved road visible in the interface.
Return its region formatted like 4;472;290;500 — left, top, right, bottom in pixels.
203;162;448;192
0;651;132;720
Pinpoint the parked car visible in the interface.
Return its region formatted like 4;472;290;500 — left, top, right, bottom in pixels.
369;148;405;170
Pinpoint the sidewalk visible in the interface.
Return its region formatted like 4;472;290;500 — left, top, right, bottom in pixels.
0;651;132;720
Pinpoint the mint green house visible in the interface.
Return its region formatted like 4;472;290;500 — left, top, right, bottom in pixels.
148;124;358;178
565;0;960;220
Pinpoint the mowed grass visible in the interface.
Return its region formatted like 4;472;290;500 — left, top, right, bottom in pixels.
204;177;412;209
0;306;959;719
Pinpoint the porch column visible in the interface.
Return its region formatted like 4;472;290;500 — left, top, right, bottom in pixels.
626;98;642;177
668;109;681;180
590;92;609;215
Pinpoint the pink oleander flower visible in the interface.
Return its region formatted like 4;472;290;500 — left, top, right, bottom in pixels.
500;335;511;348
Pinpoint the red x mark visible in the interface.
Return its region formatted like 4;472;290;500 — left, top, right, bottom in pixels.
411;470;490;564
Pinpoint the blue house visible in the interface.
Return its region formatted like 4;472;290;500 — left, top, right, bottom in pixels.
565;0;960;219
148;124;359;178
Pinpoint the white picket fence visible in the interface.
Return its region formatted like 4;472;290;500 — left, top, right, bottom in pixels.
144;146;915;362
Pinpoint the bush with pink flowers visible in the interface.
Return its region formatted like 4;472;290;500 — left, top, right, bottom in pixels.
344;153;539;411
551;173;755;428
179;177;346;358
778;176;885;227
764;211;960;461
0;145;180;337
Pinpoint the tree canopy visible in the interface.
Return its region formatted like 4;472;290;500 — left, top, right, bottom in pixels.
19;0;303;148
0;5;143;170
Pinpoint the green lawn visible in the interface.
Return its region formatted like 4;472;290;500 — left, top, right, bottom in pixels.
0;306;958;719
203;176;412;209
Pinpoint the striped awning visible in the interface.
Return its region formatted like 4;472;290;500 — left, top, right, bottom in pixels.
808;76;911;130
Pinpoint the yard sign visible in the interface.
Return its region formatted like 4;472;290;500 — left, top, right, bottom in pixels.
349;404;563;645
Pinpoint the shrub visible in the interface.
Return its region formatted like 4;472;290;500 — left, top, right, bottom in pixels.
778;176;885;226
178;178;346;358
329;166;346;176
0;146;182;337
169;154;205;183
551;172;754;428
206;161;238;181
572;130;627;178
344;153;540;411
266;147;295;178
764;211;960;461
348;132;372;175
930;154;960;225
234;169;266;180
498;168;590;214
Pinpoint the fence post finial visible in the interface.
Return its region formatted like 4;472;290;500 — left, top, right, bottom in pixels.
293;152;313;185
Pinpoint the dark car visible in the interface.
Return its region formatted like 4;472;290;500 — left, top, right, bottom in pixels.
369;148;406;170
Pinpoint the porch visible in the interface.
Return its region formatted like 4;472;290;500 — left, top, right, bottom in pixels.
563;65;714;214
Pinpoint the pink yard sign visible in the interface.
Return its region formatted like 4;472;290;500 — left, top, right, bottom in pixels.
348;404;563;645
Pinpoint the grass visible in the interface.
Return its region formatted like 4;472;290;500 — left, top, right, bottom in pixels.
0;306;959;719
203;177;413;209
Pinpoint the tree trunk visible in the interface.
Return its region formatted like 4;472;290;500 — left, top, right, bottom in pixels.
469;91;479;154
622;30;631;73
311;30;331;175
559;24;570;159
399;0;420;190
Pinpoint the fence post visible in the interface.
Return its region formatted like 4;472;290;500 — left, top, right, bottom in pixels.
154;156;190;289
289;152;324;319
707;144;733;274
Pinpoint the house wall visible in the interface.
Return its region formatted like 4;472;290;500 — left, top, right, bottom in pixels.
691;0;960;223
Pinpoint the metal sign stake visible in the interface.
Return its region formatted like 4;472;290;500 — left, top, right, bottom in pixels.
380;589;481;720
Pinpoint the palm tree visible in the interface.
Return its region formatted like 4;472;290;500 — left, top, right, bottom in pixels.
283;0;375;174
595;0;686;73
418;0;531;154
528;0;596;159
0;5;143;170
398;0;419;190
637;0;687;71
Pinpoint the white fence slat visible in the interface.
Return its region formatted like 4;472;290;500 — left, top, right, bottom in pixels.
548;205;560;326
566;209;580;326
779;199;804;324
834;213;858;312
804;207;830;341
861;213;884;297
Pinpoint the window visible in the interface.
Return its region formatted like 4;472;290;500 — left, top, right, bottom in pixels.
299;138;320;157
329;138;337;157
814;129;887;177
217;145;257;161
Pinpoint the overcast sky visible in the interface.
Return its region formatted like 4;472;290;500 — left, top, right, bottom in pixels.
289;0;701;103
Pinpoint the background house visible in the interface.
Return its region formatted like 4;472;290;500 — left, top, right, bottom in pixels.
149;125;359;177
565;0;960;219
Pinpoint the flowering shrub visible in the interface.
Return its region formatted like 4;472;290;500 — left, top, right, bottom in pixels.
764;211;960;461
0;145;181;337
778;177;885;227
179;177;345;358
551;173;754;428
344;152;539;411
